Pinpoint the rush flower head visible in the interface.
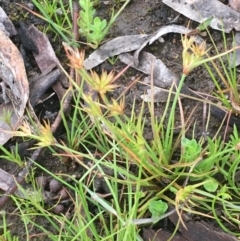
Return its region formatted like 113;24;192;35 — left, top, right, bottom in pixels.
181;35;209;75
36;120;56;147
63;42;85;70
13;120;32;137
107;97;125;116
81;93;103;117
191;41;208;58
90;70;118;95
10;120;56;147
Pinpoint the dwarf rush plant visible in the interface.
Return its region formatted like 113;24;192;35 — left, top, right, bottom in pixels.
6;21;240;240
204;29;240;113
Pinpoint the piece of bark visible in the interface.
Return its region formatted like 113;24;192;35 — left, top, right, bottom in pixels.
169;211;238;241
142;228;186;241
29;68;61;107
28;25;60;72
0;168;16;191
0;7;17;36
0;29;29;144
18;21;39;54
27;25;69;108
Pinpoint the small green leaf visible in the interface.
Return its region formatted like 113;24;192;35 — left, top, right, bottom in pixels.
197;17;214;31
87;18;108;45
218;185;232;200
203;178;218;192
181;138;201;162
149;200;168;218
93;17;107;29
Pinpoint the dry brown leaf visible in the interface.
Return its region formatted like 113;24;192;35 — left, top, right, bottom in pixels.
28;25;60;72
83;34;149;70
163;0;240;33
28;25;68;102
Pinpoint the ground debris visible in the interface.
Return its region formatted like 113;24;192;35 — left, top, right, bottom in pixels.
0;6;17;36
18;21;39;54
84;34;149;69
142;228;186;241
142;210;238;241
163;0;240;33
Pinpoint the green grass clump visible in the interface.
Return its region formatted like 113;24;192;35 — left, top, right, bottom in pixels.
204;29;240;113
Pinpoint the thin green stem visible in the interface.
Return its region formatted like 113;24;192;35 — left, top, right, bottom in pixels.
164;74;187;165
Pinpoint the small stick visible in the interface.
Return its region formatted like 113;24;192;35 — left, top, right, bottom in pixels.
202;101;208;139
72;1;80;44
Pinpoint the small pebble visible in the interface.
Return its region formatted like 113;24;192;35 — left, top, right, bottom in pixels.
49;179;63;193
52;204;65;214
57;188;69;200
36;176;49;189
26;3;34;10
